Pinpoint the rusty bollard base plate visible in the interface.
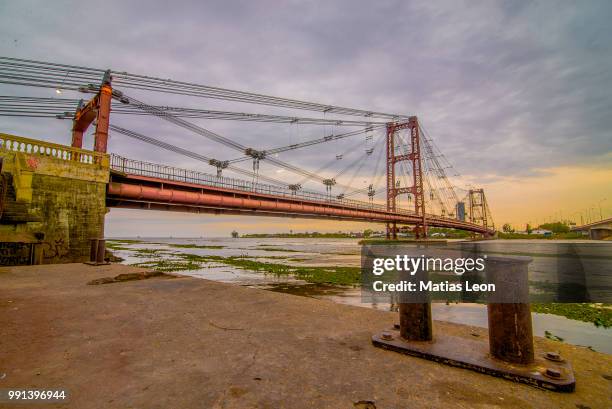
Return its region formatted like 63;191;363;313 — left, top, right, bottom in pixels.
372;329;575;392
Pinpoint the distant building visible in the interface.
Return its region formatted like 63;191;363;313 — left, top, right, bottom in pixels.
456;202;466;221
530;229;552;236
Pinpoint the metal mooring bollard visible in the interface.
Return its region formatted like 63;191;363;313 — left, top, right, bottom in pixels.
87;238;109;265
399;303;432;341
372;246;576;392
90;239;99;263
399;260;433;341
96;239;106;264
486;257;534;365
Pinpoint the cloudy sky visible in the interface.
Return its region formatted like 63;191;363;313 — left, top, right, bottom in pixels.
1;0;611;236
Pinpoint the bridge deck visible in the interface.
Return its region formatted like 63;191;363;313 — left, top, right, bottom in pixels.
571;217;612;231
107;155;493;234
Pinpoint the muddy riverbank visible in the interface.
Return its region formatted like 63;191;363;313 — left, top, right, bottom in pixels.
1;263;611;408
108;237;612;353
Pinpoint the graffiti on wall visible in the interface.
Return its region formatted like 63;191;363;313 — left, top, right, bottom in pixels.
41;237;69;261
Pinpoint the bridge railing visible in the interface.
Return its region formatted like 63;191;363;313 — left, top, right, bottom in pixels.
0;133;109;166
109;154;493;231
110;154;418;215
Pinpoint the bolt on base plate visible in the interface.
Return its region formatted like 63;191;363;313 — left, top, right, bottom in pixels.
372;328;575;392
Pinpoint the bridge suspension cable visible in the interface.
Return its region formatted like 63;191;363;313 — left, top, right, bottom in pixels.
224;124;387;164
332;135;384;184
119;93;372;194
108;124;382;203
0;95;388;185
0;56;408;119
338;139;383;197
108;125;288;187
0;95;387;193
0;56;491;225
0;56;412;201
343;143;387;199
0;96;390;127
109;91;387;167
120;94;248;151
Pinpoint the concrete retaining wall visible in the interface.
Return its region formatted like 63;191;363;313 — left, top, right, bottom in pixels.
0;141;109;264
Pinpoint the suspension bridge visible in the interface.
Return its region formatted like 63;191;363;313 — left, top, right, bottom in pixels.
0;56;494;262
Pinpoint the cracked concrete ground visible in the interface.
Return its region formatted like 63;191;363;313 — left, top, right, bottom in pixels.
0;263;610;408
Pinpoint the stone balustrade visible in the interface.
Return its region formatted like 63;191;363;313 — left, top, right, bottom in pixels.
0;133;108;167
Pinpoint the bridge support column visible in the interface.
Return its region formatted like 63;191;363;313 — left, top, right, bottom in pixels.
468;188;491;237
71;70;112;154
386;222;397;240
94;84;112;153
71;128;84;150
386;117;425;239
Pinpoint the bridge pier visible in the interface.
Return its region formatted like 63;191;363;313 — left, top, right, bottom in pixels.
0;133;109;265
386;221;398;239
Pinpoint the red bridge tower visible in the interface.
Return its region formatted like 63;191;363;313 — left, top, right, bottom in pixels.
386;116;427;239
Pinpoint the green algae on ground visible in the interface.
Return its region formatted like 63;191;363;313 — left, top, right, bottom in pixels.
544;330;565;342
117;246;612;328
130;259;202;272
106;239;143;251
132;248;172;257
252;255;306;260
106;243;131;251
175;253;361;285
167;244;225;250
126;250;360;285
108;240;226;251
531;303;612;328
255;245;301;252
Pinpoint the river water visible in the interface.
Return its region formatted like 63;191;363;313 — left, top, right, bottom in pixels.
110;237;612;354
